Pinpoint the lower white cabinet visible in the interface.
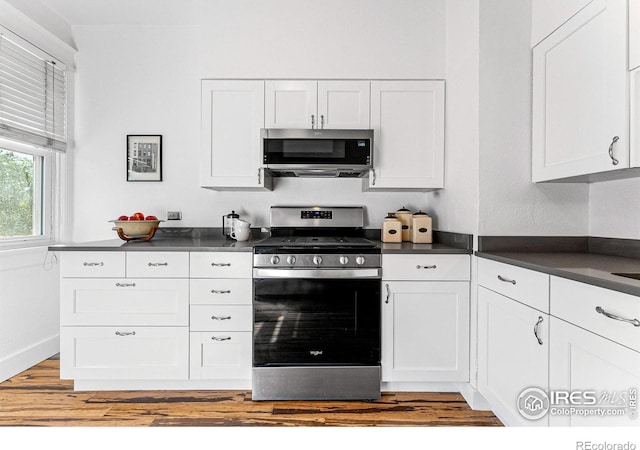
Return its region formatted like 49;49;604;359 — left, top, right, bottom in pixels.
60;326;189;380
549;317;640;427
189;332;252;380
382;281;469;383
477;287;549;427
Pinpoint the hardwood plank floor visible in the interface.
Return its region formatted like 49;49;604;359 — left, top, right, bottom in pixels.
0;359;502;427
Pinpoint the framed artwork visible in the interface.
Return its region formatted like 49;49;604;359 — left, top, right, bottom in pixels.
127;135;162;182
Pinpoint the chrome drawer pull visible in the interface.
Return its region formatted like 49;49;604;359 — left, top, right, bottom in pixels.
83;262;104;267
416;265;437;270
497;275;516;285
595;306;640;327
115;282;136;287
211;336;232;341
148;262;168;267
211;262;231;267
115;331;136;336
385;283;390;304
211;315;232;321
533;316;544;345
608;136;620;166
211;289;231;294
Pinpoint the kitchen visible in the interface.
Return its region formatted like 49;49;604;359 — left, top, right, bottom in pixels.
0;0;638;447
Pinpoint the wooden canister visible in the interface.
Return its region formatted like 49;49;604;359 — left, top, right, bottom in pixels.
395;207;413;241
410;211;433;243
381;214;402;243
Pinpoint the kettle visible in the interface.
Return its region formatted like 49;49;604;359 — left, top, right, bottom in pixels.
222;210;240;239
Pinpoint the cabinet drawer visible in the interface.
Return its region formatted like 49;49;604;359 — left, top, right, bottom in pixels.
126;252;189;278
382;254;470;281
60;252;125;278
60;326;188;380
189;331;252;380
190;279;252;305
551;277;640;352
190;252;252;278
477;258;549;313
190;305;252;332
61;278;189;326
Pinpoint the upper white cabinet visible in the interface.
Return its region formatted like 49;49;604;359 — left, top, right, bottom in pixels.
265;80;370;129
532;0;628;182
201;80;272;190
631;0;640;71
531;0;594;46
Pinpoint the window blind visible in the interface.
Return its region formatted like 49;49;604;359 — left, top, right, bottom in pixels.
0;31;67;152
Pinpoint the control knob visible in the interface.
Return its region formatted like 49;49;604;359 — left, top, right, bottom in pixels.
270;255;280;265
313;255;323;266
286;255;296;265
339;256;349;265
355;256;365;266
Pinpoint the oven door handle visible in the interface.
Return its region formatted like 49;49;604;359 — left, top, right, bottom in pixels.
253;268;381;279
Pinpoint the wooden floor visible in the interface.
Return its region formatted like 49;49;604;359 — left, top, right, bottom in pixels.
0;359;502;427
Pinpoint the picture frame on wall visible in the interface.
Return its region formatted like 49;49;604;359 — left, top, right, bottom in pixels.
126;135;162;182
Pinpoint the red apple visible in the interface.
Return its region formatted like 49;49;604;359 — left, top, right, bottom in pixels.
117;215;128;221
129;215;141;221
133;212;145;220
145;215;157;220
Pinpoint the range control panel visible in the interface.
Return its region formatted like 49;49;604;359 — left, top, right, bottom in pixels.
301;210;332;220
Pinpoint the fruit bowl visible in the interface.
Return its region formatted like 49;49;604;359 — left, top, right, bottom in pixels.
110;220;163;241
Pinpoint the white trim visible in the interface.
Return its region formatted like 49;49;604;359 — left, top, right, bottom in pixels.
0;334;59;382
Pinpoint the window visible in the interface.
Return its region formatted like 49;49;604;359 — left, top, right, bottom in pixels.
0;26;67;245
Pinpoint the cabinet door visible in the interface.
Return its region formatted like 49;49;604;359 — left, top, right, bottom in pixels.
265;80;317;129
381;281;469;383
550;317;640;427
531;0;594;46
189;331;252;380
201;80;270;189
631;0;640;71
317;80;370;129
478;287;549;426
368;80;445;190
532;0;628;182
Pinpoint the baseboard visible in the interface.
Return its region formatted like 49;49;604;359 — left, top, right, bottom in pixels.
0;334;60;382
460;383;492;410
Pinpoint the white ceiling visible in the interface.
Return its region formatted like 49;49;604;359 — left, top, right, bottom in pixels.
40;0;201;25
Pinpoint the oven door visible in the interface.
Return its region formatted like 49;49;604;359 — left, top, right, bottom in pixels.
253;270;381;367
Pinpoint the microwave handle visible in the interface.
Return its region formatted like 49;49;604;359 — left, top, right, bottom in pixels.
311;114;315;129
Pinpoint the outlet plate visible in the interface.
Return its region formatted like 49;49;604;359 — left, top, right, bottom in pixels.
167;211;182;220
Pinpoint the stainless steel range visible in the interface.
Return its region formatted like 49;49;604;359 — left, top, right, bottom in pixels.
252;206;381;401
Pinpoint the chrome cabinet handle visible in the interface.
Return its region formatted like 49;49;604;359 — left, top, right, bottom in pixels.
83;262;104;266
148;262;168;267
258;167;262;184
311;114;315;129
320;115;324;129
115;331;136;336
371;168;376;186
385;283;390;304
533;316;544;345
497;275;516;285
115;282;136;287
211;315;232;321
211;336;232;341
211;262;231;267
608;136;620;165
416;265;437;269
211;289;231;294
595;306;640;327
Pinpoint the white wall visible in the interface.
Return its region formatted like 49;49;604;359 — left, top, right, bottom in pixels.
70;1;448;242
477;0;589;236
589;179;640;239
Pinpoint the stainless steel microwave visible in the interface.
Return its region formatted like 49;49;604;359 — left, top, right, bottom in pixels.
261;128;373;178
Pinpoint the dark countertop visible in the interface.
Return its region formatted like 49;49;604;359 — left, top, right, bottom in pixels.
380;242;471;254
476;236;640;297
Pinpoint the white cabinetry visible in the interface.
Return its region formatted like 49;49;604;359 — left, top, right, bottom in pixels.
59;251;190;380
188;252;252;383
631;0;640;71
201;80;272;190
532;0;628;182
531;0;594;46
368;80;445;190
265;80;370;129
381;254;470;386
549;276;640;427
477;258;550;427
